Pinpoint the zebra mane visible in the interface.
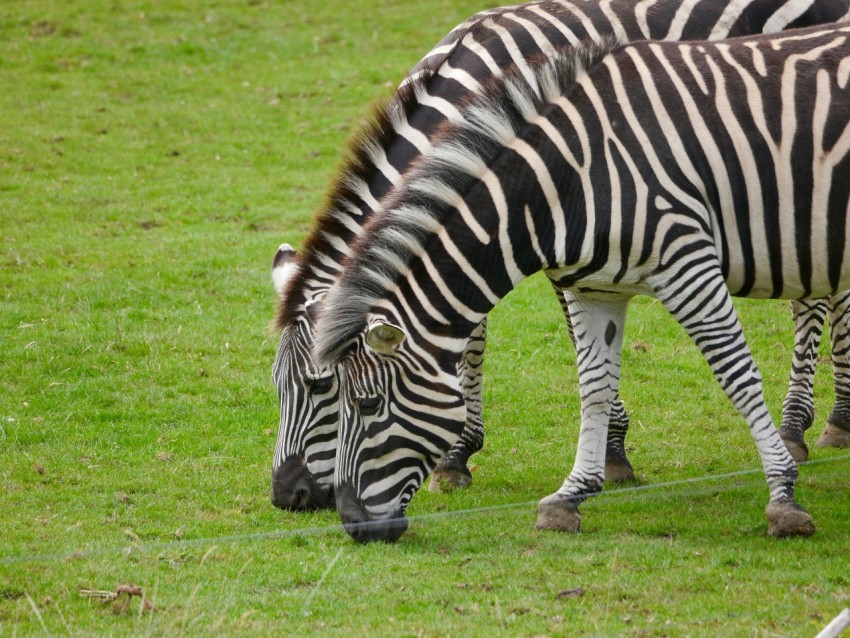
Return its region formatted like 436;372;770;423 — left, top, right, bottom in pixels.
314;37;620;366
273;71;436;331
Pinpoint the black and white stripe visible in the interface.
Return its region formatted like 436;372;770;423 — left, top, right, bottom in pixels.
270;0;850;513
315;22;850;542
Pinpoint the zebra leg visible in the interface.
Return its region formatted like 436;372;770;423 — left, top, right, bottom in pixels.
554;286;635;483
818;291;850;449
654;270;814;537
605;395;634;482
778;299;826;462
430;318;486;492
536;294;629;533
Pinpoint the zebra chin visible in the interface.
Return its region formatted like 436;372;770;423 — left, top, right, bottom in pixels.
271;456;334;511
335;482;408;543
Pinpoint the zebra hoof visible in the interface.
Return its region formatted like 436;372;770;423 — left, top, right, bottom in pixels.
765;500;815;538
815;423;850;449
535;494;581;532
428;467;472;492
780;437;809;463
605;458;636;483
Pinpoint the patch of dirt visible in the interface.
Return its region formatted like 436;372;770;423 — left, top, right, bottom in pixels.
556;587;584;599
0;589;24;601
30;21;57;37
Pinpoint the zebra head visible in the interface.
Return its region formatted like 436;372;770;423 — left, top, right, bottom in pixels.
323;313;468;543
270;244;339;511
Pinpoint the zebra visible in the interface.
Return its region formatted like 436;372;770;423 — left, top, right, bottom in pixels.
270;0;850;512
313;22;850;542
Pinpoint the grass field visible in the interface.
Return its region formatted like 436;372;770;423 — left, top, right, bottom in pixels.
2;1;849;636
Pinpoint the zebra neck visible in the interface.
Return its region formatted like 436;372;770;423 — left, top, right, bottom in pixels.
394;138;587;335
313;53;610;364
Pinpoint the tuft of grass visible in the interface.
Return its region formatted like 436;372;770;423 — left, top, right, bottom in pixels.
2;1;849;636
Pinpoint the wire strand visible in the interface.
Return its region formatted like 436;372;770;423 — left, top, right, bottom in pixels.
1;453;847;565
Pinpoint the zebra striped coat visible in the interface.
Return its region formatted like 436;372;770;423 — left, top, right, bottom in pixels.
314;23;850;542
270;0;850;513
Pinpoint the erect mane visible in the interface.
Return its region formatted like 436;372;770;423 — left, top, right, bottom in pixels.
314;38;620;366
273;70;437;332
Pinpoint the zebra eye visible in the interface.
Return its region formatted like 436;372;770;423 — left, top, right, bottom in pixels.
357;396;382;417
308;376;334;394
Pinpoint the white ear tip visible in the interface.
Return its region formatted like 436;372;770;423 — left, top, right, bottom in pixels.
272;244;299;294
273;244;297;270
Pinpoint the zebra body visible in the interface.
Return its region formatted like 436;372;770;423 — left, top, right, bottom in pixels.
314;23;850;542
271;0;850;512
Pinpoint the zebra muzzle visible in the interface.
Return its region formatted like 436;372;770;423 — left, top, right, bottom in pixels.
335;482;408;543
271;456;333;511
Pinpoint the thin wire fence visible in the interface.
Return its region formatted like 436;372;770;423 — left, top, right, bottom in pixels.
1;452;847;566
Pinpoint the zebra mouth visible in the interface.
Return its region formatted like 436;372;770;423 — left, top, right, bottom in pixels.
271;457;334;511
342;516;409;543
335;482;408;543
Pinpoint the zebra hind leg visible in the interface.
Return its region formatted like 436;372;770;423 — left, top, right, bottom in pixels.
818;291;850;449
778;299;826;462
654;265;813;537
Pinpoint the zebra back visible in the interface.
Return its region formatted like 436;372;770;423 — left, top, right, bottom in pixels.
278;0;850;327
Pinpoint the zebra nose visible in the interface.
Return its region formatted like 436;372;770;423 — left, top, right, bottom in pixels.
335;482;409;543
271;457;333;511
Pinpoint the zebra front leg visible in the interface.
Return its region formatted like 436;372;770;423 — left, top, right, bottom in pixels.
536;295;629;533
778;299;826;462
431;318;486;491
605;399;634;482
555;286;635;482
818;292;850;449
655;269;814;537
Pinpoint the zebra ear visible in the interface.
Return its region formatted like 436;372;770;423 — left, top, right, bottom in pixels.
365;321;406;356
272;243;299;296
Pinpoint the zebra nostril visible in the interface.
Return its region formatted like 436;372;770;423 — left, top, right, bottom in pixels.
295;484;311;508
272;456;334;511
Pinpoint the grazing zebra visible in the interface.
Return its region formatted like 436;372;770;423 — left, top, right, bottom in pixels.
270;0;850;512
314;22;850;542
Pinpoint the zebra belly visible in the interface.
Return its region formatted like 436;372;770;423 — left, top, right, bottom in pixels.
720;219;850;300
545;263;657;299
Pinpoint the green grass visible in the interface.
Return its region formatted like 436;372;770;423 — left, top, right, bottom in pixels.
2;1;849;635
